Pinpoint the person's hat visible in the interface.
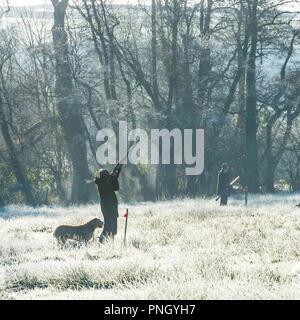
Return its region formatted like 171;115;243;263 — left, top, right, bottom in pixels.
99;169;110;179
222;163;229;169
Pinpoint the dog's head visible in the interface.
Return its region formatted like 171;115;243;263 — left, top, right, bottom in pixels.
90;218;104;229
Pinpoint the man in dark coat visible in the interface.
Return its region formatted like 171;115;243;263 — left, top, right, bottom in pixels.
216;163;230;206
95;168;120;243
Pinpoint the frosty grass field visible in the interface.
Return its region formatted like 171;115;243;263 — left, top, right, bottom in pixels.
1;193;300;300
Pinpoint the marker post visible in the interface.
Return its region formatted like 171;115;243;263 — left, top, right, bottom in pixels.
124;208;128;245
243;186;248;206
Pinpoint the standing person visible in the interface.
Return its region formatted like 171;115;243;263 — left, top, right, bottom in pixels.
0;194;4;212
95;167;121;243
216;163;230;206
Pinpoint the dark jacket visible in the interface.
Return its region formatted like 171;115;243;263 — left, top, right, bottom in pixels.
217;169;230;196
95;175;119;218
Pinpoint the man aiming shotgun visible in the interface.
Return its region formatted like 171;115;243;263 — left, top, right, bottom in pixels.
95;138;140;243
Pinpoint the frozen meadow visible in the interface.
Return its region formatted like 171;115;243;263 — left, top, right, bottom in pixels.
1;193;300;300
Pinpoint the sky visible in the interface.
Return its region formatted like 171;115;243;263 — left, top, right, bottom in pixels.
1;0;150;6
1;0;300;12
1;0;300;8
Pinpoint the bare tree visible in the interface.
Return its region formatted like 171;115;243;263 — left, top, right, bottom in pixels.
0;31;37;205
51;0;94;203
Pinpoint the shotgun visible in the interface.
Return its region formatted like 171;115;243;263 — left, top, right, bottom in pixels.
87;137;140;183
215;176;240;201
110;137;140;177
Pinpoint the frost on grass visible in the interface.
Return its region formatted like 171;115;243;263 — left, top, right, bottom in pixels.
1;193;300;299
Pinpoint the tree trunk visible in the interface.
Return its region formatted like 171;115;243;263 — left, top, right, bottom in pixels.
264;116;276;193
0;90;36;206
51;0;94;204
265;162;276;193
245;0;259;193
155;0;180;200
151;0;160;111
197;0;212;107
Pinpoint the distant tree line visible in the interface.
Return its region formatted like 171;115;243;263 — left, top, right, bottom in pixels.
0;0;299;206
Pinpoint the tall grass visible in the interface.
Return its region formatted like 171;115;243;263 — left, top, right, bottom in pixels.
1;193;300;299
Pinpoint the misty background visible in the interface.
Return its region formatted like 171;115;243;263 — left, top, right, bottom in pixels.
0;0;300;206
